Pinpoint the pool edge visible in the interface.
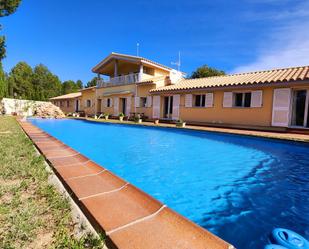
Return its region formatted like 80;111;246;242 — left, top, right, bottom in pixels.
75;117;309;144
17;118;235;249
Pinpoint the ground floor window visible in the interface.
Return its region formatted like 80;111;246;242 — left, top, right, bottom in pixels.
194;95;206;107
291;89;309;127
67;100;70;108
140;97;147;107
234;92;251;107
86;99;91;108
107;98;111;107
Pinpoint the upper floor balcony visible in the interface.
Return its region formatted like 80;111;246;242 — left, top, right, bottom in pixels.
96;72;155;88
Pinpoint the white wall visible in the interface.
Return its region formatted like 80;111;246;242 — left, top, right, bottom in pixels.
1;98;48;116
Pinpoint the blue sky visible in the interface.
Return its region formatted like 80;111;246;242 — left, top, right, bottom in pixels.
1;0;309;84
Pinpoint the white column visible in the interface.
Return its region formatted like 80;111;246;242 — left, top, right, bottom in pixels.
114;59;118;77
138;64;143;82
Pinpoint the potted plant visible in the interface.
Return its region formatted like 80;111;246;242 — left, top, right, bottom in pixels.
119;112;125;121
154;119;159;125
176;119;186;127
134;114;142;123
103;113;109;120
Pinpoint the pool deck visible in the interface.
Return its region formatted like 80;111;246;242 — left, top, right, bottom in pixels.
17;118;235;249
77;117;309;143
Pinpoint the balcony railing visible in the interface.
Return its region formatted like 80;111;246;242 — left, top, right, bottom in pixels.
97;73;140;88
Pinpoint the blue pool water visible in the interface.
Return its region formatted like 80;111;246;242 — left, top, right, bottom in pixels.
29;118;309;249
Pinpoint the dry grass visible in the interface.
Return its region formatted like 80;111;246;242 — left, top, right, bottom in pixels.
0;116;105;249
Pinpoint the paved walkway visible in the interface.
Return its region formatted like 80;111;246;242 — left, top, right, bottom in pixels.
81;118;309;143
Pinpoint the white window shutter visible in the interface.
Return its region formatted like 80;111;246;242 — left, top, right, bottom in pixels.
251;90;263;108
110;98;113;107
272;88;291;127
135;96;140;108
172;95;180;120
223;92;233;107
113;97;119;116
126;96;131;116
152;96;160;119
205;93;214;107
84;100;87;107
185;94;192;108
146;96;152;107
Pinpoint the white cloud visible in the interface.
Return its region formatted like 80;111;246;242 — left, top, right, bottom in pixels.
232;1;309;73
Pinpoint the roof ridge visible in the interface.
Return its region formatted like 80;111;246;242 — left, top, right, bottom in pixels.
185;65;309;82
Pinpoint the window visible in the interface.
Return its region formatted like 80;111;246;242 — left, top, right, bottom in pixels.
60;101;64;107
107;98;111;107
194;95;206;107
140;97;147;107
233;92;251;107
86;99;91;108
67;100;70;108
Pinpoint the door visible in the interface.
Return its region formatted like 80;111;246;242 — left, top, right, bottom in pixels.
163;96;173;119
97;99;102;113
121;98;127;115
75;100;79;112
291;89;309;128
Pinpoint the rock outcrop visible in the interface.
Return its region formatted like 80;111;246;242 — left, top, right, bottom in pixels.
34;102;65;118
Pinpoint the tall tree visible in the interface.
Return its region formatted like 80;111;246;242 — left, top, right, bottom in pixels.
85;77;97;88
0;0;22;60
0;61;7;98
7;61;33;99
62;80;79;94
76;79;83;89
32;64;62;100
190;65;225;79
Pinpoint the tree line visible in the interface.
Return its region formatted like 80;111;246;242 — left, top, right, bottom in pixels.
0;62;97;101
0;0;97;101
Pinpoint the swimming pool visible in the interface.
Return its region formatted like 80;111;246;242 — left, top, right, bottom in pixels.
29;118;309;249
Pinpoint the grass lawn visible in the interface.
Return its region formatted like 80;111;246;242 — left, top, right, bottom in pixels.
0;116;105;249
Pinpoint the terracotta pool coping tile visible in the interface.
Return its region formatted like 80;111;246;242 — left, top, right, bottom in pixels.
81;184;163;232
56;161;104;180
108;207;231;249
42;147;78;158
17;119;235;249
48;154;89;167
66;170;126;199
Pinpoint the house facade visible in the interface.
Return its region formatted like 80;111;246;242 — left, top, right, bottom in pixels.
50;92;82;114
50;52;309;131
150;68;309;129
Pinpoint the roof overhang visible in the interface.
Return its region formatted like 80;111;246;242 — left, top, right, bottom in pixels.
92;52;173;75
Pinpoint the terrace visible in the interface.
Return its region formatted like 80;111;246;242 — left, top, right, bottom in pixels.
93;52;171;88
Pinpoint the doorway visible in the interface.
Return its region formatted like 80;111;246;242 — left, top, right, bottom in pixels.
163;96;173;119
75;100;79;112
120;98;127;115
291;89;309;128
97;99;102;113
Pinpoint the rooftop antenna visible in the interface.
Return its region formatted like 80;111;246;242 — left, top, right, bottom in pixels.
136;43;140;56
171;51;181;71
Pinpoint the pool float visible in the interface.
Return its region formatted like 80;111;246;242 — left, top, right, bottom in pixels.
265;245;288;249
270;228;309;249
